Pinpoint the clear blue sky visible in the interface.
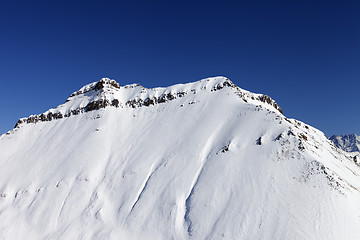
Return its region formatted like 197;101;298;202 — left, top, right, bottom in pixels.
1;0;359;136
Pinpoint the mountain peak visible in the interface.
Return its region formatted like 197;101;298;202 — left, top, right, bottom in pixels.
69;78;121;98
94;78;120;90
330;134;360;153
12;76;283;129
2;76;360;239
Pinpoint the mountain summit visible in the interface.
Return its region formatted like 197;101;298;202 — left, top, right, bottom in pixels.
1;77;360;239
14;77;282;128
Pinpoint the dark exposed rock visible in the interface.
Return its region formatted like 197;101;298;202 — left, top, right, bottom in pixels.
93;79;120;91
158;95;167;103
26;116;38;124
53;112;63;119
39;114;47;121
85;99;110;112
111;99;120;108
211;79;235;92
70;90;84;97
109;80;120;89
298;141;305;151
177;92;186;97
126;99;144;108
257;95;283;114
288;130;296;137
124;83;141;89
69;79;121;98
144;98;155;107
14;119;24;128
93;81;105;91
71;109;82;115
222;146;229;152
256;137;262;145
126;91;184;108
47;112;53;121
167;93;175;100
275;133;283;141
257;95;272;105
220;145;229;153
15;111;64;128
299;133;308;141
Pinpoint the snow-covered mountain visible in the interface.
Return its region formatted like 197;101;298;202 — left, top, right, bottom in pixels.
1;77;360;240
330;134;360;153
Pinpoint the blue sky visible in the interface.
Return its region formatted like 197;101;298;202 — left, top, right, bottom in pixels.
1;0;359;136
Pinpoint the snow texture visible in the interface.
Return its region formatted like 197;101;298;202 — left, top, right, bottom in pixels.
1;77;360;239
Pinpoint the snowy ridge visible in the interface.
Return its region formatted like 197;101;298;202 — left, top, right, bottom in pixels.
1;77;360;239
12;77;282;129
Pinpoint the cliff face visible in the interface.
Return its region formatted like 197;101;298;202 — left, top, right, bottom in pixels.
1;77;360;240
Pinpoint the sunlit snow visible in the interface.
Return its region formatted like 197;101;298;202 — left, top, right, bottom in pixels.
1;77;360;239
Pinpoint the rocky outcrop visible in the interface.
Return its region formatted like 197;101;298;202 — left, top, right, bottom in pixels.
14;112;64;128
227;79;283;114
85;99;110;112
93;79;120;91
70;78;120;97
126;91;187;108
13;77;284;129
257;95;283;114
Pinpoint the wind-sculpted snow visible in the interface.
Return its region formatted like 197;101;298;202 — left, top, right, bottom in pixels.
1;77;360;239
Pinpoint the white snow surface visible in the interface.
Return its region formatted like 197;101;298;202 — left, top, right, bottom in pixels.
1;77;360;239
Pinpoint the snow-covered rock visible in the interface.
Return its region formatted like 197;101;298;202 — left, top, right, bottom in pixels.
330;134;360;153
13;77;282;128
1;77;360;240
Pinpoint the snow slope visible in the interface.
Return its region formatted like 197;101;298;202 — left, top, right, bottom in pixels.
1;77;360;240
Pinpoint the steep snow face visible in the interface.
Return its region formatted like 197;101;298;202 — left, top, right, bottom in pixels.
330;134;360;153
1;77;360;240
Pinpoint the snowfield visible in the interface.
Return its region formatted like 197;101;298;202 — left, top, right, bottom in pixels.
1;77;360;239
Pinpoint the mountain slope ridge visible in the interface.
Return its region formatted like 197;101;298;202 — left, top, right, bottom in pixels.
1;77;360;239
11;77;282;130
